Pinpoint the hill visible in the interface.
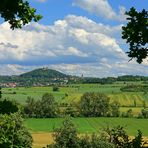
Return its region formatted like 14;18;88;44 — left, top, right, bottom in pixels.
20;68;67;78
0;68;70;87
0;68;148;87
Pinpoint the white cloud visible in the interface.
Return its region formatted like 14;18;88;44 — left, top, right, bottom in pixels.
1;62;147;77
0;16;126;64
67;47;88;57
36;0;47;3
73;0;126;21
0;15;147;76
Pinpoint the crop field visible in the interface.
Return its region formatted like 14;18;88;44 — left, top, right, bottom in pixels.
25;117;148;136
25;117;148;148
2;82;148;108
1;82;148;147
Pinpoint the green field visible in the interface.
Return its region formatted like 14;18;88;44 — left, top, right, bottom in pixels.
25;117;148;136
2;82;148;147
2;83;148;107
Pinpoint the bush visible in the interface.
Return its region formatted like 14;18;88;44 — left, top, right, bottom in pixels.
138;109;148;118
13;91;16;94
53;86;59;91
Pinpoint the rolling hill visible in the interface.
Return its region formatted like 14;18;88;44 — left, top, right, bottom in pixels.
20;68;67;78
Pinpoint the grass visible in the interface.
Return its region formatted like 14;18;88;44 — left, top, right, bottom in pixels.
25;117;148;136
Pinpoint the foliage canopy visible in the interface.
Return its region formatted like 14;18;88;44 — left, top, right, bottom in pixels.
0;0;42;29
0;113;32;148
80;92;110;117
122;7;148;63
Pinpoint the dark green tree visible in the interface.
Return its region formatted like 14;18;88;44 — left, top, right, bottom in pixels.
46;118;114;148
0;113;33;148
103;126;146;148
24;97;36;117
0;0;42;29
40;93;57;117
80;92;110;117
122;7;148;63
47;118;80;148
0;99;18;114
24;93;58;118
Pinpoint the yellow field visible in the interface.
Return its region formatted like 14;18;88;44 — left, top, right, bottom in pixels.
32;133;53;148
32;133;148;148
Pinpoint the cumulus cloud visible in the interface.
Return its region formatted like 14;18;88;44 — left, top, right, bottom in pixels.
0;15;126;64
0;15;147;76
73;0;126;21
36;0;47;3
0;42;18;48
1;62;148;77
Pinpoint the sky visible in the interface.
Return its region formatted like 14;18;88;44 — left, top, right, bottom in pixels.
0;0;148;77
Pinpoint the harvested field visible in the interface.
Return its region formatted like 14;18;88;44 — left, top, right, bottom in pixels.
32;133;148;148
32;133;53;148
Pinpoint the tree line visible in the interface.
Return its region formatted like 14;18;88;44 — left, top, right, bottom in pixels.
22;92;148;118
0;91;147;118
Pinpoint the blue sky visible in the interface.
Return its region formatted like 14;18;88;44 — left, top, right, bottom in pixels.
29;0;148;24
0;0;147;76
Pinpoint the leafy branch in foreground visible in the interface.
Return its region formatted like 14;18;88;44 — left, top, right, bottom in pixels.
122;7;148;63
0;0;42;29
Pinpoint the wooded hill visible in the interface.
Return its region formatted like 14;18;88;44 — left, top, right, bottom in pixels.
0;68;148;87
20;68;67;78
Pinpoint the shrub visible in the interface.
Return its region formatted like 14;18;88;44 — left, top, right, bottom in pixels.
53;86;59;91
139;109;148;118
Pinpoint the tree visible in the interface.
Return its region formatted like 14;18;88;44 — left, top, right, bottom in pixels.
102;126;145;148
110;101;120;117
24;97;36;117
47;118;80;148
24;93;58;118
122;7;148;63
0;113;33;148
0;0;42;29
0;99;18;114
40;93;57;117
46;118;114;148
80;92;110;117
140;109;148;118
0;87;2;99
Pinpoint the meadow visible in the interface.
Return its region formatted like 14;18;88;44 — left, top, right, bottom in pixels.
2;82;148;107
2;82;148;147
25;117;148;136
